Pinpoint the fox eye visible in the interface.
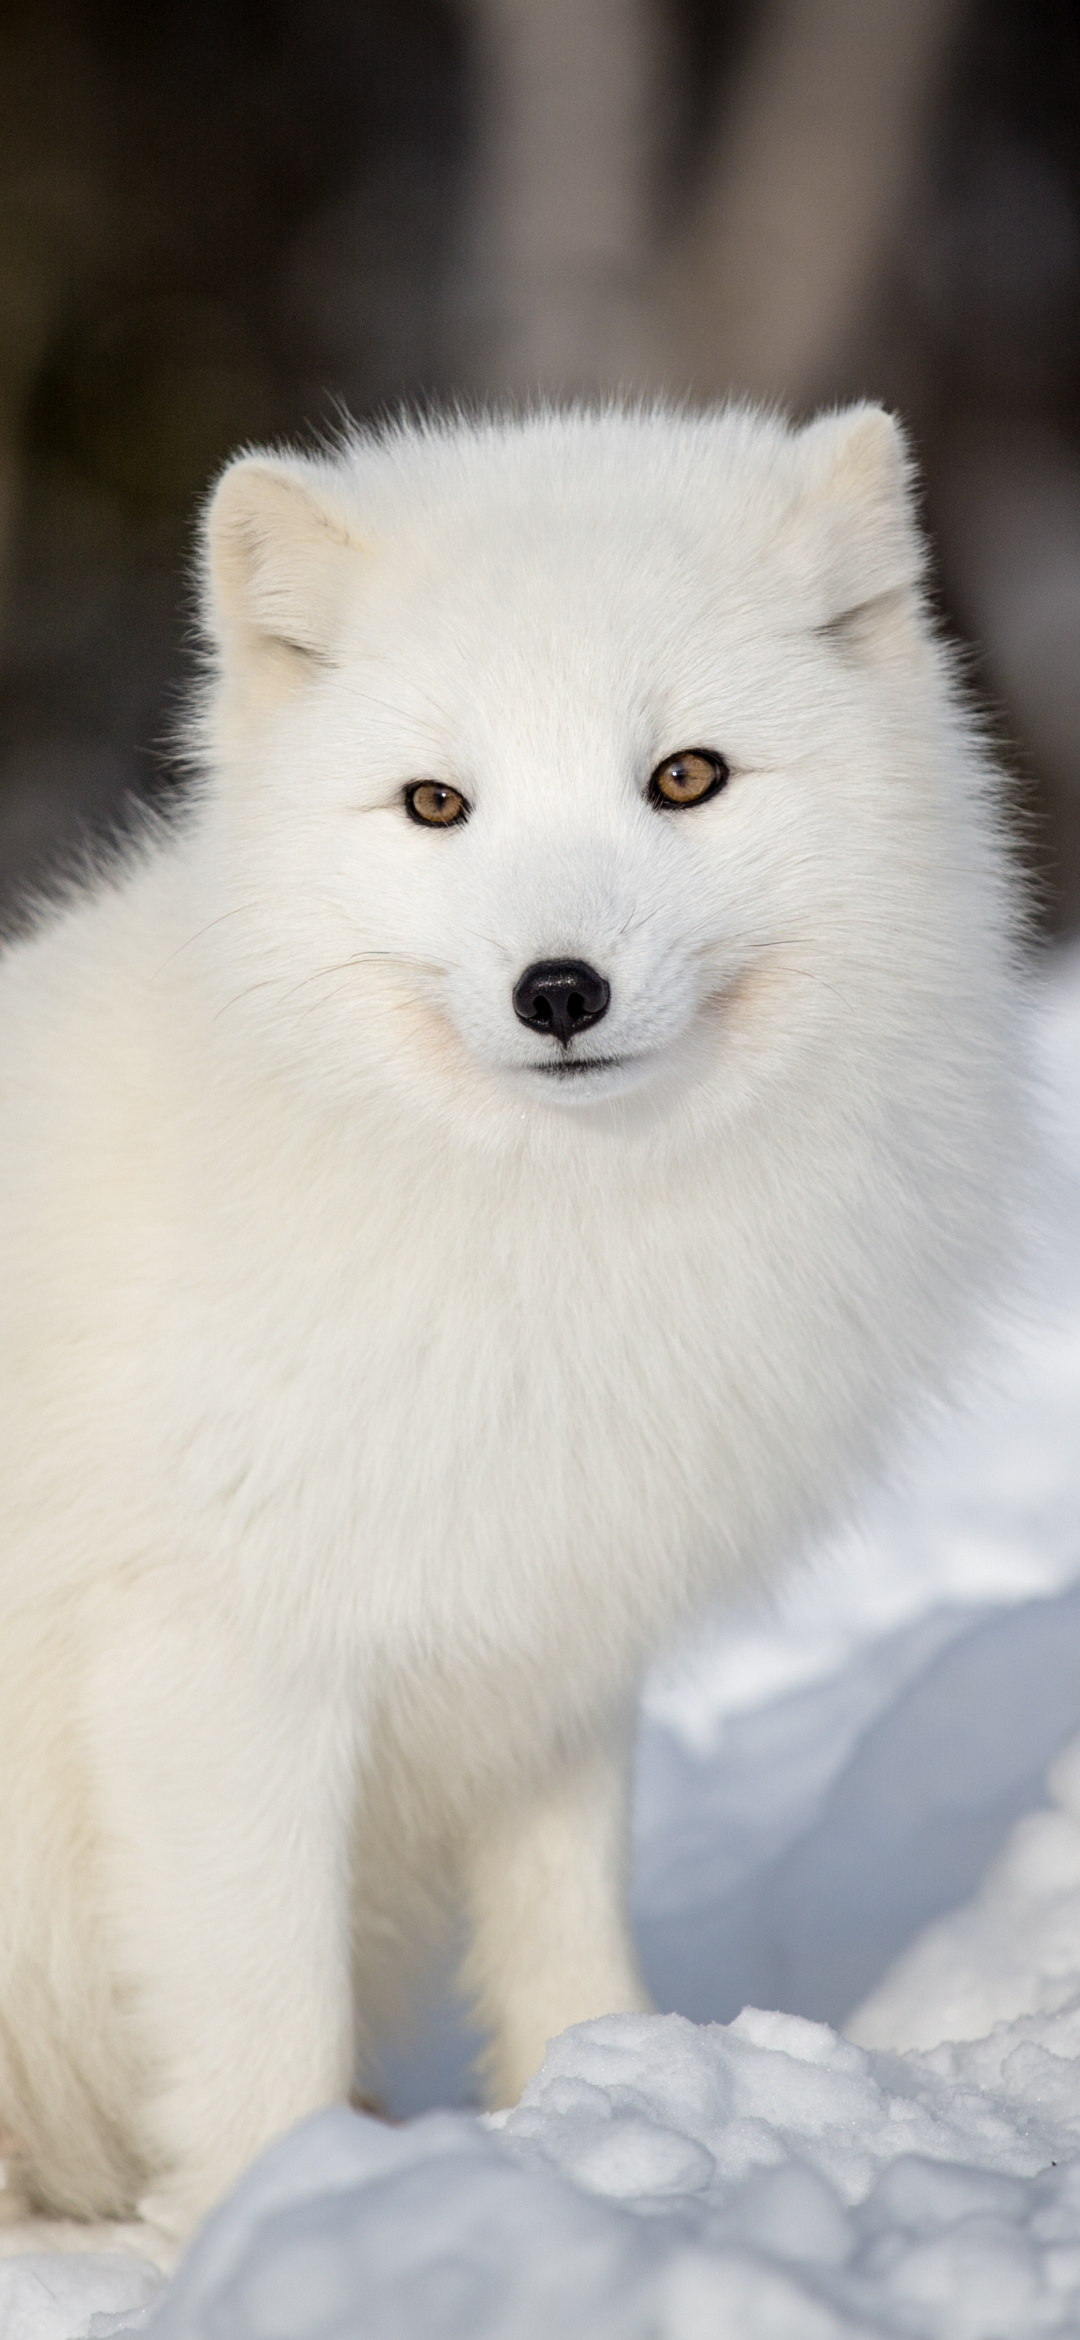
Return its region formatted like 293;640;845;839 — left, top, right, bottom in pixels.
405;781;470;828
648;749;729;809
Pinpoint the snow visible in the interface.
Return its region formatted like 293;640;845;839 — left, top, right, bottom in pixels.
7;940;1080;2338
0;2256;161;2340
76;2004;1080;2337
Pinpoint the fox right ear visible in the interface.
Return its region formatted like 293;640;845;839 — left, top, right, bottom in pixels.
201;456;357;667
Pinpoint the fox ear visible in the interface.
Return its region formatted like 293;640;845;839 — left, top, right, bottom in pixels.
202;455;357;666
795;406;925;631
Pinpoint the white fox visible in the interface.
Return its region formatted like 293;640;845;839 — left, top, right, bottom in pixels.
0;403;1021;2237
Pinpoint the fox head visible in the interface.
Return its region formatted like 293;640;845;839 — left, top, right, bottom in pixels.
192;405;1002;1156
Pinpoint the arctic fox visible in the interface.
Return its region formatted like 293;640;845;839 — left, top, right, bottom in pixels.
0;403;1019;2237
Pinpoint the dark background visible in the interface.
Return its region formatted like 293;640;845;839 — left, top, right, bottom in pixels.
0;0;1077;928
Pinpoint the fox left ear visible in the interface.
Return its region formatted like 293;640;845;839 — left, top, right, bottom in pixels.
795;406;925;633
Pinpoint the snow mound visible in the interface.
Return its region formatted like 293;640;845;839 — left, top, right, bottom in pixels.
130;2000;1080;2339
636;1583;1080;2034
852;1729;1080;2054
0;2252;159;2340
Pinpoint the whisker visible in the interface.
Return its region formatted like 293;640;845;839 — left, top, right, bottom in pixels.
273;953;449;1008
691;940;857;1014
151;902;266;980
711;962;853;1011
212;948;454;1022
334;677;459;735
691;938;801;960
623;900;671;939
456;926;509;958
212;979;279;1021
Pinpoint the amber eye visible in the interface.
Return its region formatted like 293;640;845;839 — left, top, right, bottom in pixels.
405;781;469;828
648;748;729;809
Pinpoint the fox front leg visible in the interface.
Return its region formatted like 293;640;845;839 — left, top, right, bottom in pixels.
83;1599;359;2236
458;1734;651;2107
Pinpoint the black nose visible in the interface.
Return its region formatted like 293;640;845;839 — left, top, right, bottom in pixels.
512;959;611;1048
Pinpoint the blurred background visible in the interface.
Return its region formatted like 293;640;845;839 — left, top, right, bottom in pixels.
0;0;1077;927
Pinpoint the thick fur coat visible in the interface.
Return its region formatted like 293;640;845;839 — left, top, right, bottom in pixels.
0;404;1020;2235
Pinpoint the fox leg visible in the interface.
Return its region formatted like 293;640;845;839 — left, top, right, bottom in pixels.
82;1594;359;2237
459;1732;651;2107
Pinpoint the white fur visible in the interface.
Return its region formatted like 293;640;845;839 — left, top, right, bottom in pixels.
0;403;1021;2234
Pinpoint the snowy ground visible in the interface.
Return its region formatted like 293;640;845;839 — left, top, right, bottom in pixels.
4;943;1080;2339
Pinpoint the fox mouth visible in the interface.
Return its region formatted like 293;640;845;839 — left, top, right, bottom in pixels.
528;1056;627;1077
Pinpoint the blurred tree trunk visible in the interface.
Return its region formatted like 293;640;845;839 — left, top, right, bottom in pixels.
455;0;965;411
649;0;965;408
452;0;668;393
0;10;113;635
0;234;58;632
